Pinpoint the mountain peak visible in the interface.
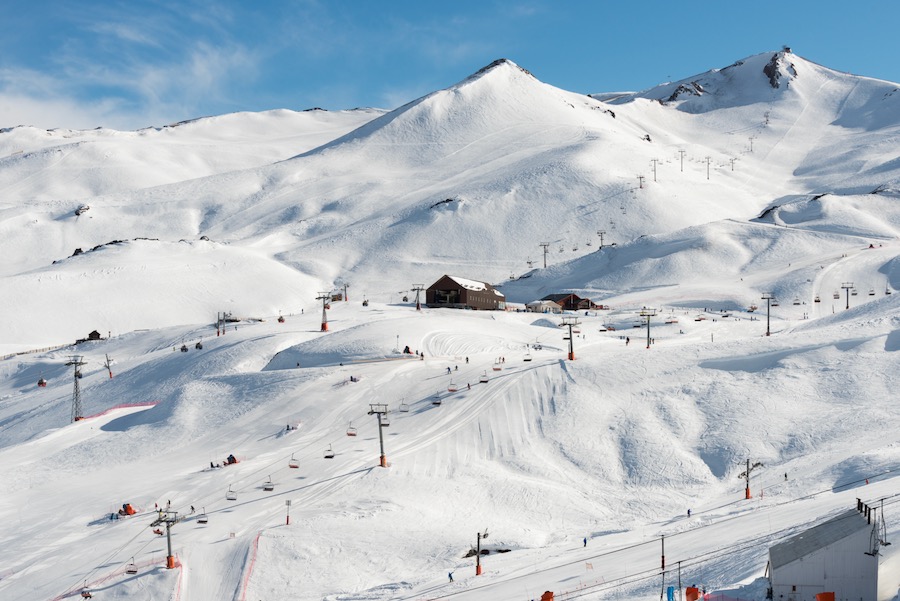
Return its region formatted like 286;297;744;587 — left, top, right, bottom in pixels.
762;50;798;89
471;58;533;80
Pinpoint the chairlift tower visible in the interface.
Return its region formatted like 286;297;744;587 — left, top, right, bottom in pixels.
103;354;113;379
317;292;331;332
738;459;763;500
539;242;550;268
597;230;606;249
841;282;854;310
368;403;390;467
561;316;580;360
475;528;489;575
150;510;180;569
412;285;425;311
67;356;87;422
640;308;657;349
342;282;350;302
761;292;776;336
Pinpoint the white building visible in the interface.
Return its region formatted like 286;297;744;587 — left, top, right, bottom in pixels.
769;507;878;601
526;299;562;314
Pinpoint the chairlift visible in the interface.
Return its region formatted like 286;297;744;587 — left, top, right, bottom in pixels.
262;476;275;492
81;587;93;599
37;377;47;387
346;422;358;437
814;295;821;303
324;445;335;459
770;300;779;307
126;557;138;574
792;298;801;305
362;298;369;306
198;508;208;524
887;288;893;295
288;453;300;468
226;485;237;501
869;288;876;296
748;304;758;312
75;369;83;378
523;350;533;362
833;291;840;299
479;371;489;383
195;341;203;349
448;380;458;392
180;344;188;352
277;315;285;323
399;400;410;413
851;289;858;296
432;392;443;406
402;295;409;302
492;359;502;371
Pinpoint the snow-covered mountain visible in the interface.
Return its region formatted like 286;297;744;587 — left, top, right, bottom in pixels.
1;50;899;601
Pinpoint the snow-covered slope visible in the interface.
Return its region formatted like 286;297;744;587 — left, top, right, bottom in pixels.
1;50;900;601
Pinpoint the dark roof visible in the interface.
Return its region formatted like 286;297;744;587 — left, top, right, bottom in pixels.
769;509;870;569
541;293;581;302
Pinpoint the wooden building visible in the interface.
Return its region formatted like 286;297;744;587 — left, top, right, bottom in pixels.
768;507;878;601
426;275;506;310
541;293;599;311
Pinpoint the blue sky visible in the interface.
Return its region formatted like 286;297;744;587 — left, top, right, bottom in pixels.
2;0;899;130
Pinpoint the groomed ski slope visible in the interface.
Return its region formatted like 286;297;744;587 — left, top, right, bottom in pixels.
2;260;899;600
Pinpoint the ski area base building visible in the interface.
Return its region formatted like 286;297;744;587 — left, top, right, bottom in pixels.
768;507;879;601
426;275;506;310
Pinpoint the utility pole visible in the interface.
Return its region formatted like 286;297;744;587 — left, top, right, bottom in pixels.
561;316;580;360
705;156;712;180
678;149;686;172
317;292;331;332
637;175;645;189
368;403;389;467
761;292;776;336
539;242;550;268
412;285;425;311
475;528;489;575
343;283;350;302
640;308;657;349
150;510;180;569
597;230;606;249
650;159;659;182
103;354;113;379
67;356;86;422
841;282;854;310
285;500;291;526
739;459;764;499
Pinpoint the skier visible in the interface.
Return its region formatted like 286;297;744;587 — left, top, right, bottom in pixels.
448;571;454;583
626;337;630;345
687;509;691;517
583;537;587;547
447;367;451;374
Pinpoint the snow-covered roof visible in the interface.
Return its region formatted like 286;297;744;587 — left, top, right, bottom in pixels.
447;275;505;298
769;509;869;569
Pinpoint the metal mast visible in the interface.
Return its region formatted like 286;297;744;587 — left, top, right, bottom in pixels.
368;403;389;467
317;292;331;332
412;285;425;311
67;355;87;422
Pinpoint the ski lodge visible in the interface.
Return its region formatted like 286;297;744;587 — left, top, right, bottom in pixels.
768;504;880;601
540;293;601;311
426;275;506;310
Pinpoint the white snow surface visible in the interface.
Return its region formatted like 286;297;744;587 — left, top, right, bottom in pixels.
1;52;900;601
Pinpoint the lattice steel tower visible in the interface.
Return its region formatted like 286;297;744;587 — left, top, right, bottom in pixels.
67;355;87;422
